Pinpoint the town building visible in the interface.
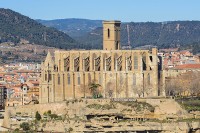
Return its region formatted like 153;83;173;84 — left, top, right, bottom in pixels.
0;85;7;109
40;21;160;103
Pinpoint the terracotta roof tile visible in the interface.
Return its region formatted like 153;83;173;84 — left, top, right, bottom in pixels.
174;64;200;69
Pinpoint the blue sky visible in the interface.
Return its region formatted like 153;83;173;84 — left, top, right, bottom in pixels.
0;0;200;22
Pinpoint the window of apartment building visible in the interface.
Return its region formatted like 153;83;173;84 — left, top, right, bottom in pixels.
58;74;60;85
67;73;70;85
134;55;138;69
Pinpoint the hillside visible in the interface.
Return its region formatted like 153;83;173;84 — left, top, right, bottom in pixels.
38;19;200;53
37;18;102;37
0;8;78;49
77;22;200;52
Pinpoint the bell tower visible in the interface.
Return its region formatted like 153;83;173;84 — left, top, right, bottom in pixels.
103;21;121;50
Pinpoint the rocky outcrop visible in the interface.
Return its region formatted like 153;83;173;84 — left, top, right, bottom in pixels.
2;98;200;132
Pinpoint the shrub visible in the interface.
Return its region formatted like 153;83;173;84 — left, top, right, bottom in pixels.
47;110;51;115
87;104;115;110
34;100;39;104
14;128;20;133
50;114;58;119
35;111;41;121
20;122;30;131
16;112;21;115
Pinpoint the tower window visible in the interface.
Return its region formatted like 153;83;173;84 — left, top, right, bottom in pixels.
108;28;110;38
115;41;118;49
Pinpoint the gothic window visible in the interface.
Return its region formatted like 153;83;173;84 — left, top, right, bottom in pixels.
67;73;70;85
99;74;102;84
134;55;138;69
116;56;122;71
148;74;150;85
48;71;51;81
83;57;90;71
133;74;136;86
45;73;47;81
88;73;91;84
126;56;132;71
58;74;60;85
64;57;70;71
142;55;147;70
59;60;61;71
95;56;101;71
78;73;81;85
106;56;111;71
120;73;123;84
149;56;153;62
108;28;110;38
74;57;80;72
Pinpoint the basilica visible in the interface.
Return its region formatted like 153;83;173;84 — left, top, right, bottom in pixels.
40;21;159;103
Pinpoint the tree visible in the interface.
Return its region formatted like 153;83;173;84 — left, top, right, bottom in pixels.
132;85;144;98
35;111;41;121
190;78;200;96
106;82;114;98
89;82;102;98
20;122;30;131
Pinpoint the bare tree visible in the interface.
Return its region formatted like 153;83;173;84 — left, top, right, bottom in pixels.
190;78;200;96
132;85;143;98
106;82;114;98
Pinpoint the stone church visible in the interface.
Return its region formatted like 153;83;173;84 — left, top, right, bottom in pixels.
40;21;159;103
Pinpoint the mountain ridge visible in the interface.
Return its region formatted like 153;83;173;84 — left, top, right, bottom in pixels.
0;8;79;49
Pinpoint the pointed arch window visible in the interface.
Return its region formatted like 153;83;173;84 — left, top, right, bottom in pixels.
58;74;60;85
45;73;47;81
134;54;138;69
67;73;70;85
88;73;91;84
77;73;81;85
148;73;150;85
133;74;136;86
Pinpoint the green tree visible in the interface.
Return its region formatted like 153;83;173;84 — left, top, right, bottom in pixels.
35;111;41;121
20;122;30;131
89;82;102;98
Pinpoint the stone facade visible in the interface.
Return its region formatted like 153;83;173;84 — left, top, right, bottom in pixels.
40;21;159;103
